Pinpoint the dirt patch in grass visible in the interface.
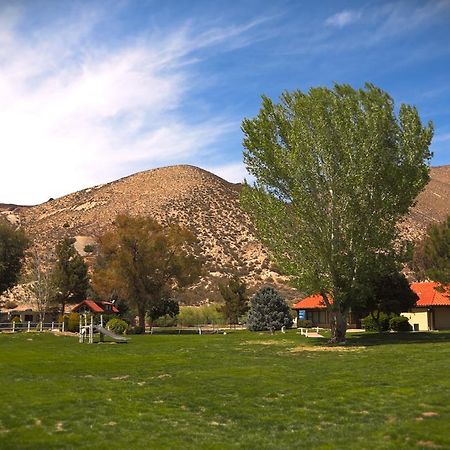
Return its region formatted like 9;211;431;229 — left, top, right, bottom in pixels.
289;345;365;353
416;441;443;449
241;340;290;346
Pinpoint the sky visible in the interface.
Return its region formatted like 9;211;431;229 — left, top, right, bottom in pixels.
1;0;450;205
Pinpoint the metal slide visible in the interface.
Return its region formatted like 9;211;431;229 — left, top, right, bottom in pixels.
94;325;129;342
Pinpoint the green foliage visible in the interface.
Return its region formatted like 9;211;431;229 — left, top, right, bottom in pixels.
83;244;95;253
106;318;128;335
178;305;225;326
362;312;391;332
389;315;412;332
52;238;89;313
64;313;80;332
147;298;179;324
358;270;418;317
152;314;178;327
241;83;433;341
218;276;249;324
11;316;21;323
0;221;28;294
413;215;450;285
297;319;313;328
92;215;202;333
247;287;293;331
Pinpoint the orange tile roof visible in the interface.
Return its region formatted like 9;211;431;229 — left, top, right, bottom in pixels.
72;299;119;314
292;294;329;310
411;282;450;307
292;282;450;310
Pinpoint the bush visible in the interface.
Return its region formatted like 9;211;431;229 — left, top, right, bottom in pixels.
83;244;95;253
247;287;293;332
11;316;21;323
297;319;313;328
106;318;128;335
389;315;412;332
362;312;391;332
64;313;80;332
178;305;226;327
153;314;178;327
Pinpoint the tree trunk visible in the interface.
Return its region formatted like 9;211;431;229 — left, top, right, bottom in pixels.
329;308;348;343
137;306;146;333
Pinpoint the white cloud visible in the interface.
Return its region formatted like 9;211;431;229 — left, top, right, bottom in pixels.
325;10;361;28
0;7;262;204
205;161;253;184
434;133;450;143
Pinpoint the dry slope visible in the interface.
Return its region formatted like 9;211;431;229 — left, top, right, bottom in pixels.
16;165;289;303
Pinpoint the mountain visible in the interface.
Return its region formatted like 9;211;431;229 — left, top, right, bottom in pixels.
9;165;290;303
2;164;449;305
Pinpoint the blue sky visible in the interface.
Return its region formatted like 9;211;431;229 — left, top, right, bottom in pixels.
1;0;450;204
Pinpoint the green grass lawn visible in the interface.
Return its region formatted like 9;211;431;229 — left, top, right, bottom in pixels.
1;330;450;449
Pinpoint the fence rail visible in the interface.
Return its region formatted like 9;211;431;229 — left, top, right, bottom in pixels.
0;322;65;332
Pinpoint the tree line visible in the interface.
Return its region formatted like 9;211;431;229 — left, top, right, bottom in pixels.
1;83;448;341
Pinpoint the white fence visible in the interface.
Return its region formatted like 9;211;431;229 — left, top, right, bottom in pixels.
0;322;65;332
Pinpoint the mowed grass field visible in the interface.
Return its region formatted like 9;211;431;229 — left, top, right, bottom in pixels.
1;331;450;450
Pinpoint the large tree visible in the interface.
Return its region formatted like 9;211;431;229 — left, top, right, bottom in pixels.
0;220;28;295
412;215;450;286
241;83;433;342
92;215;202;333
52;237;89;315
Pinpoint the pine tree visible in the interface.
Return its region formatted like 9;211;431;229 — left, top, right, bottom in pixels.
247;287;292;332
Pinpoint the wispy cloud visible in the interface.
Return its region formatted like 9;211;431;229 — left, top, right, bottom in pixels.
434;132;450;143
325;10;361;28
0;5;265;204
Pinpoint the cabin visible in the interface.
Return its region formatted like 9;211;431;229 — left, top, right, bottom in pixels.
401;282;450;331
72;299;119;315
291;294;361;328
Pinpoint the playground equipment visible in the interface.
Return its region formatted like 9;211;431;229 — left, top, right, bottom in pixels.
79;314;128;344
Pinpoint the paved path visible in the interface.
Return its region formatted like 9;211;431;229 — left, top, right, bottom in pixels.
306;332;325;338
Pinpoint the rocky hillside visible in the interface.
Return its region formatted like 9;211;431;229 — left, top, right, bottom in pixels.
401;165;450;241
2;164;449;305
7;165;291;303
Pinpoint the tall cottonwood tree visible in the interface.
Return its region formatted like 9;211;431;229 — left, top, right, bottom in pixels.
241;83;433;342
0;220;28;295
92;215;202;333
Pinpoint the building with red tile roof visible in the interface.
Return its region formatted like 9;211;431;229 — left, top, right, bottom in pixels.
291;294;360;328
402;282;450;330
291;282;450;331
72;300;119;315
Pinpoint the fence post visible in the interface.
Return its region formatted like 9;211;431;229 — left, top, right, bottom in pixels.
27;321;31;332
51;322;54;331
62;321;65;332
12;321;15;332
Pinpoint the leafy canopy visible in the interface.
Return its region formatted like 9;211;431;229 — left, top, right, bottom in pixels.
218;276;249;324
0;220;28;294
93;215;202;331
241;83;433;340
52;237;89;312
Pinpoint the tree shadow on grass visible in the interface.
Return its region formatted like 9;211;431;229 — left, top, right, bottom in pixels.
341;331;450;347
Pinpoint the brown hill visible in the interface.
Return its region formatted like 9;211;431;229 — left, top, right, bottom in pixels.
14;165;291;303
2;164;449;306
401;165;450;241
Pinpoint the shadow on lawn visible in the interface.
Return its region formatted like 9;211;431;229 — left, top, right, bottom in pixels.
338;331;450;347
